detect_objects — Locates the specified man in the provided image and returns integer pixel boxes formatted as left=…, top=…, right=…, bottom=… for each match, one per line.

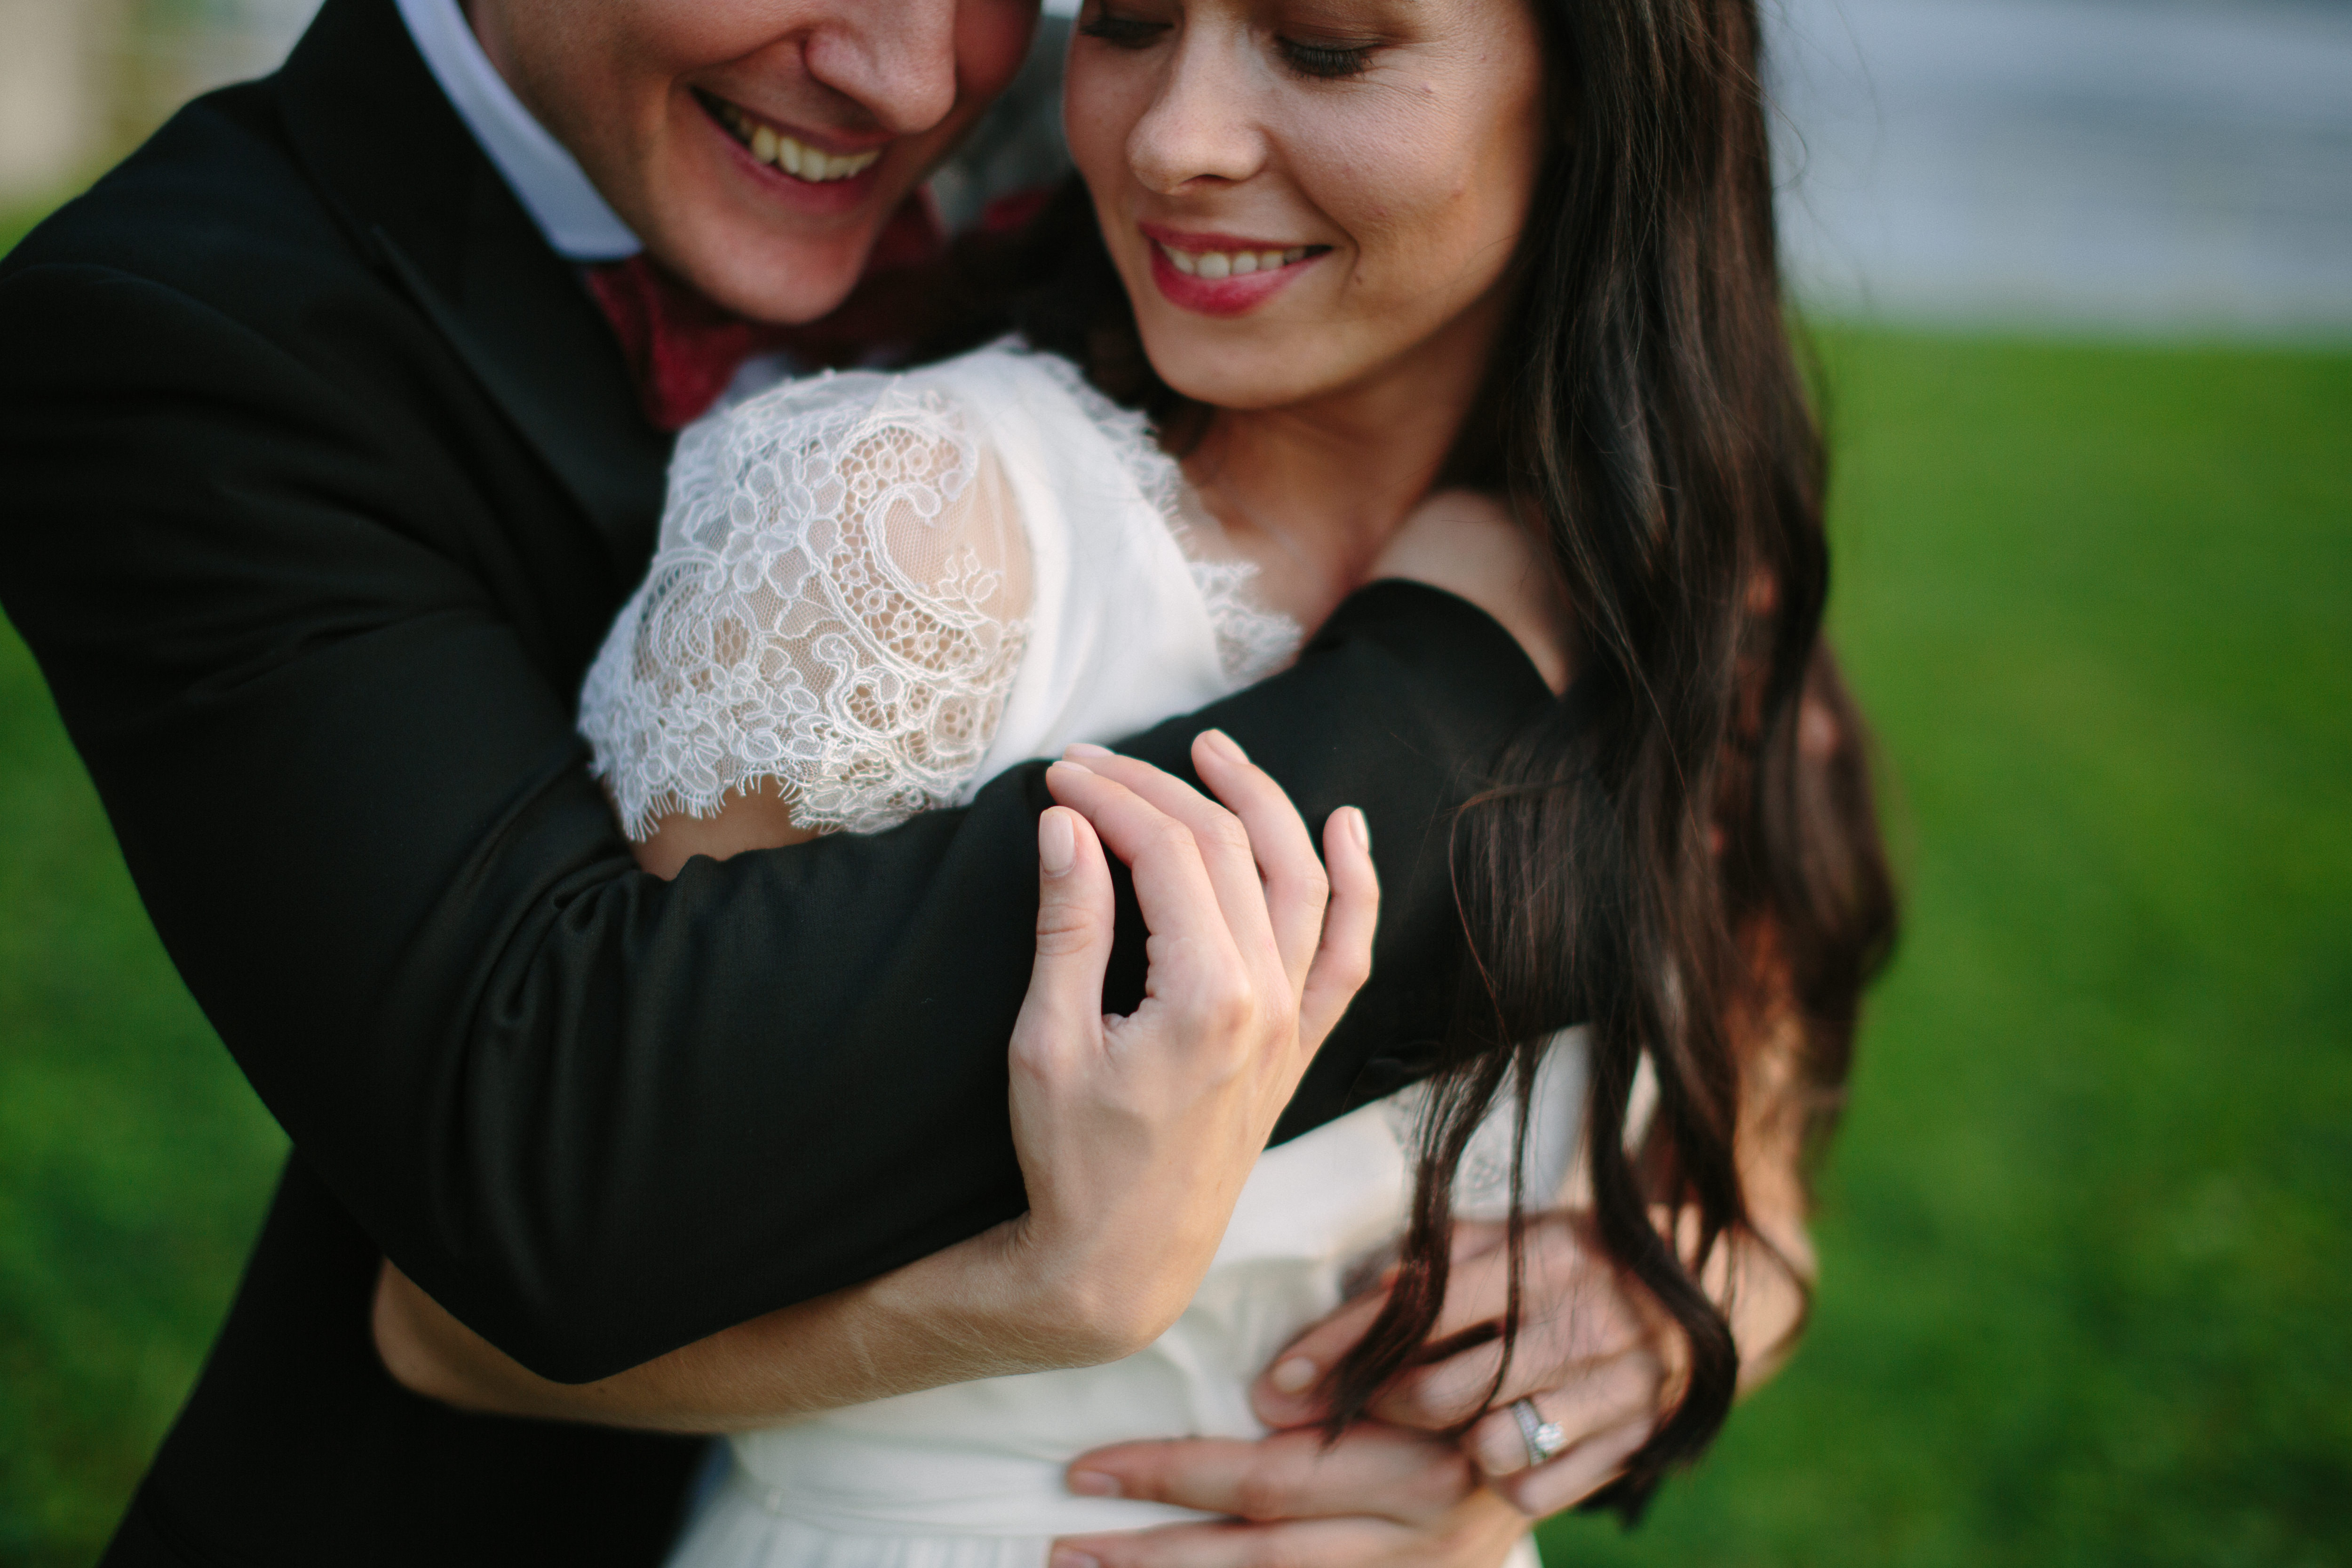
left=0, top=1, right=1671, bottom=1563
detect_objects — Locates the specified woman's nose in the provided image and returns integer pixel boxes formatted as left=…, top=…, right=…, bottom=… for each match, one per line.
left=1124, top=34, right=1268, bottom=193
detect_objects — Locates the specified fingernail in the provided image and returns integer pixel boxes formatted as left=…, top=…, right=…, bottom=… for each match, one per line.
left=1271, top=1355, right=1319, bottom=1393
left=1346, top=806, right=1372, bottom=852
left=1039, top=810, right=1075, bottom=876
left=1050, top=1552, right=1103, bottom=1568
left=1066, top=1468, right=1121, bottom=1496
left=1064, top=742, right=1114, bottom=759
left=1199, top=728, right=1247, bottom=764
left=1048, top=758, right=1094, bottom=778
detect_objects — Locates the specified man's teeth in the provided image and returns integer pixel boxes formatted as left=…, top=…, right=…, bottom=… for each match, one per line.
left=1159, top=244, right=1311, bottom=279
left=715, top=101, right=880, bottom=182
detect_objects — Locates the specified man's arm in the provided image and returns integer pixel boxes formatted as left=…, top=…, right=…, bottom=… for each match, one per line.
left=0, top=263, right=1547, bottom=1382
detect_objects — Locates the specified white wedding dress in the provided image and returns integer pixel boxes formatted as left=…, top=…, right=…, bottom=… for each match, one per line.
left=579, top=342, right=1568, bottom=1568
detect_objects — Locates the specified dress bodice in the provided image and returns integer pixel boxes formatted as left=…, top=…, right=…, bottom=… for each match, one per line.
left=686, top=1038, right=1587, bottom=1560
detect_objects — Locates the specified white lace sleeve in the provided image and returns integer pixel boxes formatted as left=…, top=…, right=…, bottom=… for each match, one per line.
left=579, top=372, right=1032, bottom=839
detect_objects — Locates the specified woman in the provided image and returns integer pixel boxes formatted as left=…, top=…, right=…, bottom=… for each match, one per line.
left=377, top=0, right=1895, bottom=1558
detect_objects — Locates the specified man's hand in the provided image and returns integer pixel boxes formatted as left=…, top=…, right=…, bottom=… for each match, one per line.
left=1048, top=1424, right=1531, bottom=1568
left=1250, top=1216, right=1679, bottom=1514
left=1046, top=1204, right=1808, bottom=1544
left=1248, top=1206, right=1811, bottom=1515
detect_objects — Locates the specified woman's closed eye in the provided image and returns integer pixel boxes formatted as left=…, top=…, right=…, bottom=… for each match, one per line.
left=1079, top=2, right=1382, bottom=80
left=1275, top=35, right=1380, bottom=79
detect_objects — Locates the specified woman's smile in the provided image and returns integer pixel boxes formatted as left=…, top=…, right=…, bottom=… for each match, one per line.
left=1067, top=0, right=1545, bottom=414
left=1140, top=223, right=1331, bottom=316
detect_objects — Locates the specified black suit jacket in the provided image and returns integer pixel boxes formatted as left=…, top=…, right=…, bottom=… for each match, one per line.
left=0, top=0, right=1550, bottom=1561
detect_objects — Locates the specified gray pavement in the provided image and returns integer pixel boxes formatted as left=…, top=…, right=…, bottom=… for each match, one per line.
left=1768, top=0, right=2352, bottom=331
left=222, top=0, right=2352, bottom=335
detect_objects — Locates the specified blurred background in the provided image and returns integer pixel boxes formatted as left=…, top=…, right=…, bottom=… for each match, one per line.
left=2, top=0, right=2346, bottom=1563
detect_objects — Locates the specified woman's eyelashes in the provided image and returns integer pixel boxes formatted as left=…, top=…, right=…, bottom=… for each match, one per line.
left=1275, top=36, right=1379, bottom=79
left=1078, top=3, right=1382, bottom=79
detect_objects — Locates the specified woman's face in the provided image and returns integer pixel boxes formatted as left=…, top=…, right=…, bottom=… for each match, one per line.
left=1064, top=0, right=1547, bottom=414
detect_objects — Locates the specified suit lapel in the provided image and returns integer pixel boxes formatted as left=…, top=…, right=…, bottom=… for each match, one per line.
left=271, top=0, right=668, bottom=572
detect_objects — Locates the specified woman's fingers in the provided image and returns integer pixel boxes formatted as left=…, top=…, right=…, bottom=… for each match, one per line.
left=1296, top=806, right=1377, bottom=1049
left=1042, top=760, right=1239, bottom=980
left=1011, top=806, right=1117, bottom=1067
left=1187, top=731, right=1335, bottom=993
left=1052, top=751, right=1280, bottom=1003
left=1063, top=737, right=1330, bottom=999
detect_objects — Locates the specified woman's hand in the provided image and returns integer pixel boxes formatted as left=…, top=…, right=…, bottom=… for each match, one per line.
left=1046, top=1423, right=1531, bottom=1568
left=1370, top=490, right=1574, bottom=695
left=371, top=735, right=1378, bottom=1423
left=995, top=731, right=1380, bottom=1360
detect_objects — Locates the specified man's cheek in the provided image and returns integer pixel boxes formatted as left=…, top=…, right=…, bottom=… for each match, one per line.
left=958, top=0, right=1044, bottom=104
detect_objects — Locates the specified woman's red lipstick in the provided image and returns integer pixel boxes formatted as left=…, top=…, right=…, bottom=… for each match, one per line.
left=1140, top=223, right=1328, bottom=318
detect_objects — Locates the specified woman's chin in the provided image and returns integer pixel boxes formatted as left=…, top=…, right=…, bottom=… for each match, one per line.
left=1140, top=341, right=1334, bottom=415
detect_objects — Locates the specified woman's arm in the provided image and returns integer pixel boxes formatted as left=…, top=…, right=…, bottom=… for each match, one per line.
left=378, top=735, right=1383, bottom=1427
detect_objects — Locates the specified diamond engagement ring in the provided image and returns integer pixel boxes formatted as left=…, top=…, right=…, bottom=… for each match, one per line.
left=1511, top=1398, right=1568, bottom=1467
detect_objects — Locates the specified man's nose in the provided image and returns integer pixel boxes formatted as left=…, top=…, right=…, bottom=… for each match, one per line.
left=802, top=0, right=961, bottom=135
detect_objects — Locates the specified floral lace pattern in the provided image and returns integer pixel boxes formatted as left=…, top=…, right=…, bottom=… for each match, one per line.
left=580, top=372, right=1030, bottom=837
left=580, top=346, right=1303, bottom=842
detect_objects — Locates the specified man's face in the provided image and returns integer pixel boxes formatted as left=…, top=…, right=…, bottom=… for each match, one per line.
left=470, top=0, right=1040, bottom=323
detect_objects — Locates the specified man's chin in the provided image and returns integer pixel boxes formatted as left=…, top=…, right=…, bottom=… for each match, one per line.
left=657, top=237, right=870, bottom=328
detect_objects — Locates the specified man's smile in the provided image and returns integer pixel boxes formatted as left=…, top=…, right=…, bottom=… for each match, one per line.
left=695, top=90, right=885, bottom=184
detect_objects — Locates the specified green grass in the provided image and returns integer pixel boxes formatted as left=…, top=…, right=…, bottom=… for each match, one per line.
left=1, top=316, right=2346, bottom=1564
left=0, top=204, right=289, bottom=1566
left=1540, top=332, right=2352, bottom=1567
left=2, top=184, right=290, bottom=1560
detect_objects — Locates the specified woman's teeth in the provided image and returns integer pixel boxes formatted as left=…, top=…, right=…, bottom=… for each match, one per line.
left=712, top=100, right=880, bottom=183
left=1159, top=244, right=1311, bottom=279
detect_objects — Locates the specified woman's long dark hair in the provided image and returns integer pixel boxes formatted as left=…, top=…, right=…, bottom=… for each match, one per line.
left=925, top=0, right=1898, bottom=1517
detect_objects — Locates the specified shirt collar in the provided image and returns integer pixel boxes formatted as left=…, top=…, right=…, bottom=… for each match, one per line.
left=393, top=0, right=642, bottom=262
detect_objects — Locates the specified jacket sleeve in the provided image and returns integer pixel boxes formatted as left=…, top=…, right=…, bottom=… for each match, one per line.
left=0, top=262, right=1550, bottom=1381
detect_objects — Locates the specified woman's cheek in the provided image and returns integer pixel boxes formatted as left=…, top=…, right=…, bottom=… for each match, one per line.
left=1062, top=58, right=1140, bottom=193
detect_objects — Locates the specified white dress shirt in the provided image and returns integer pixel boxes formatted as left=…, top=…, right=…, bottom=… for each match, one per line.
left=393, top=0, right=640, bottom=261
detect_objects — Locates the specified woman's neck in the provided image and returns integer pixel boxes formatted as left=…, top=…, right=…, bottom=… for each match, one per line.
left=1180, top=297, right=1503, bottom=630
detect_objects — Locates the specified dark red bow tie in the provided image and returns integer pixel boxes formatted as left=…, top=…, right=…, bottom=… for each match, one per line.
left=587, top=194, right=966, bottom=432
